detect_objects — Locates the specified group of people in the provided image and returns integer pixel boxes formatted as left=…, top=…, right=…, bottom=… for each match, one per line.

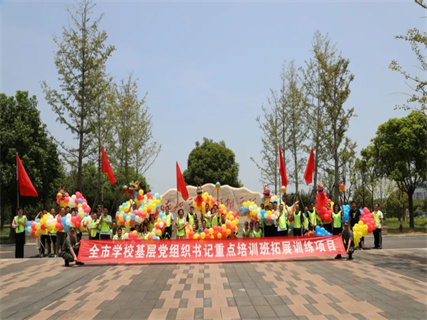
left=12, top=199, right=384, bottom=264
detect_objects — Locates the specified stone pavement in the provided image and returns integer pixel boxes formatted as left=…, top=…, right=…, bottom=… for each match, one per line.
left=1, top=240, right=426, bottom=320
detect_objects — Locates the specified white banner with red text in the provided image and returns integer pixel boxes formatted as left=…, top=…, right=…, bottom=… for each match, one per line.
left=77, top=236, right=345, bottom=264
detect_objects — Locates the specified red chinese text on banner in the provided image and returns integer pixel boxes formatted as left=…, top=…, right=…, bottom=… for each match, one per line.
left=77, top=236, right=346, bottom=264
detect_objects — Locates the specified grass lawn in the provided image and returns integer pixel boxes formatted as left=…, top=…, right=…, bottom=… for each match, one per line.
left=0, top=225, right=13, bottom=244
left=384, top=217, right=427, bottom=234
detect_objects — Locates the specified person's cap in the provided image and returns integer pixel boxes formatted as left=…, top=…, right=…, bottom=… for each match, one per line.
left=343, top=221, right=349, bottom=226
left=69, top=227, right=76, bottom=231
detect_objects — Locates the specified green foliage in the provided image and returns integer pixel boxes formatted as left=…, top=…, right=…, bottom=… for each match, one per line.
left=62, top=163, right=150, bottom=211
left=383, top=189, right=408, bottom=219
left=184, top=138, right=241, bottom=188
left=369, top=111, right=427, bottom=227
left=389, top=16, right=427, bottom=114
left=105, top=74, right=160, bottom=184
left=42, top=0, right=115, bottom=190
left=352, top=186, right=373, bottom=209
left=0, top=91, right=63, bottom=228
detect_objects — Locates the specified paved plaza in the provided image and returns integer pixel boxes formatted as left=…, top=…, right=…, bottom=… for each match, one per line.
left=1, top=235, right=426, bottom=320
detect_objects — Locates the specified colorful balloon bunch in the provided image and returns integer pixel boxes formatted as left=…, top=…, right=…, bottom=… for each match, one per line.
left=115, top=190, right=163, bottom=228
left=314, top=225, right=333, bottom=236
left=241, top=201, right=257, bottom=218
left=352, top=221, right=368, bottom=246
left=342, top=204, right=350, bottom=223
left=315, top=185, right=332, bottom=223
left=360, top=207, right=377, bottom=233
left=193, top=191, right=217, bottom=213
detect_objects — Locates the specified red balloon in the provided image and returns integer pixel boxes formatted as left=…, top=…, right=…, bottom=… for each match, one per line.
left=41, top=225, right=47, bottom=230
left=57, top=216, right=61, bottom=223
left=130, top=220, right=135, bottom=226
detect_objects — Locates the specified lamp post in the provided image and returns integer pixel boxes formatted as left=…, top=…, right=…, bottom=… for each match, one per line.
left=215, top=182, right=221, bottom=203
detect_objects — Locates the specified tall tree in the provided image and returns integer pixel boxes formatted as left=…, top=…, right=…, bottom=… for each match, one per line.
left=0, top=91, right=62, bottom=229
left=368, top=111, right=427, bottom=228
left=251, top=96, right=281, bottom=193
left=389, top=3, right=426, bottom=114
left=301, top=31, right=334, bottom=198
left=316, top=35, right=356, bottom=202
left=281, top=61, right=307, bottom=194
left=42, top=0, right=115, bottom=191
left=106, top=74, right=160, bottom=185
left=184, top=138, right=241, bottom=187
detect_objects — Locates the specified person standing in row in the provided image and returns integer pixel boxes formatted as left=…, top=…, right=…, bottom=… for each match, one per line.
left=243, top=221, right=250, bottom=238
left=373, top=203, right=384, bottom=249
left=12, top=208, right=27, bottom=258
left=332, top=203, right=344, bottom=259
left=290, top=203, right=303, bottom=236
left=187, top=206, right=196, bottom=230
left=176, top=209, right=186, bottom=239
left=253, top=221, right=263, bottom=238
left=202, top=203, right=212, bottom=228
left=163, top=205, right=175, bottom=239
left=99, top=207, right=112, bottom=240
left=307, top=202, right=318, bottom=231
left=47, top=208, right=57, bottom=257
left=88, top=212, right=99, bottom=240
left=277, top=203, right=288, bottom=236
left=349, top=201, right=362, bottom=249
left=56, top=208, right=66, bottom=255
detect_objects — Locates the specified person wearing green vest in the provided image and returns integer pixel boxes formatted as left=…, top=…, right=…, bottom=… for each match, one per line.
left=291, top=203, right=303, bottom=236
left=249, top=222, right=254, bottom=238
left=56, top=207, right=66, bottom=255
left=88, top=212, right=99, bottom=240
left=47, top=208, right=57, bottom=257
left=12, top=208, right=27, bottom=258
left=303, top=206, right=310, bottom=235
left=202, top=203, right=212, bottom=228
left=176, top=209, right=186, bottom=239
left=99, top=207, right=112, bottom=240
left=163, top=205, right=175, bottom=239
left=332, top=203, right=343, bottom=235
left=332, top=203, right=344, bottom=259
left=307, top=202, right=318, bottom=231
left=186, top=206, right=196, bottom=230
left=113, top=228, right=124, bottom=240
left=141, top=224, right=149, bottom=240
left=242, top=221, right=250, bottom=238
left=373, top=203, right=384, bottom=249
left=149, top=214, right=155, bottom=233
left=277, top=203, right=288, bottom=237
left=253, top=221, right=263, bottom=238
left=211, top=205, right=219, bottom=227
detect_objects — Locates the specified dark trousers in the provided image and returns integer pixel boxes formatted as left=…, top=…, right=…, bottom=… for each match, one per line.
left=40, top=235, right=48, bottom=255
left=264, top=225, right=276, bottom=237
left=15, top=232, right=25, bottom=258
left=333, top=227, right=342, bottom=235
left=90, top=233, right=100, bottom=240
left=164, top=226, right=172, bottom=239
left=100, top=233, right=110, bottom=240
left=277, top=230, right=288, bottom=237
left=324, top=223, right=332, bottom=233
left=56, top=232, right=65, bottom=253
left=293, top=228, right=302, bottom=236
left=373, top=229, right=382, bottom=248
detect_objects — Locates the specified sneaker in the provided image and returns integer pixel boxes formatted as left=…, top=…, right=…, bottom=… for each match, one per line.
left=65, top=260, right=69, bottom=267
left=347, top=257, right=354, bottom=260
left=76, top=261, right=84, bottom=265
left=334, top=255, right=342, bottom=259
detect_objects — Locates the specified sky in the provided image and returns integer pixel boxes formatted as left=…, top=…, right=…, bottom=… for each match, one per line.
left=1, top=0, right=424, bottom=195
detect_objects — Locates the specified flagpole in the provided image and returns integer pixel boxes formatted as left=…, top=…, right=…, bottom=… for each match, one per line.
left=16, top=153, right=20, bottom=210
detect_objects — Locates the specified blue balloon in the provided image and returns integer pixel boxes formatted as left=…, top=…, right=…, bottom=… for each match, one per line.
left=123, top=213, right=128, bottom=219
left=61, top=217, right=66, bottom=224
left=156, top=194, right=160, bottom=200
left=261, top=209, right=266, bottom=215
left=240, top=206, right=244, bottom=212
left=35, top=218, right=40, bottom=223
left=78, top=198, right=82, bottom=204
left=27, top=221, right=32, bottom=226
left=64, top=225, right=70, bottom=232
left=151, top=192, right=155, bottom=196
left=130, top=213, right=135, bottom=220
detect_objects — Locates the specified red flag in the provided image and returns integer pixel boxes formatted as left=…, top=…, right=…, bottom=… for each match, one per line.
left=279, top=145, right=288, bottom=187
left=304, top=148, right=315, bottom=185
left=16, top=153, right=38, bottom=197
left=176, top=162, right=189, bottom=201
left=102, top=146, right=117, bottom=185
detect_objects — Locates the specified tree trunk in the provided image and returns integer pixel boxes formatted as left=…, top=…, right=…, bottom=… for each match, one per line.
left=97, top=143, right=102, bottom=206
left=408, top=188, right=415, bottom=229
left=334, top=154, right=340, bottom=203
left=0, top=200, right=5, bottom=231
